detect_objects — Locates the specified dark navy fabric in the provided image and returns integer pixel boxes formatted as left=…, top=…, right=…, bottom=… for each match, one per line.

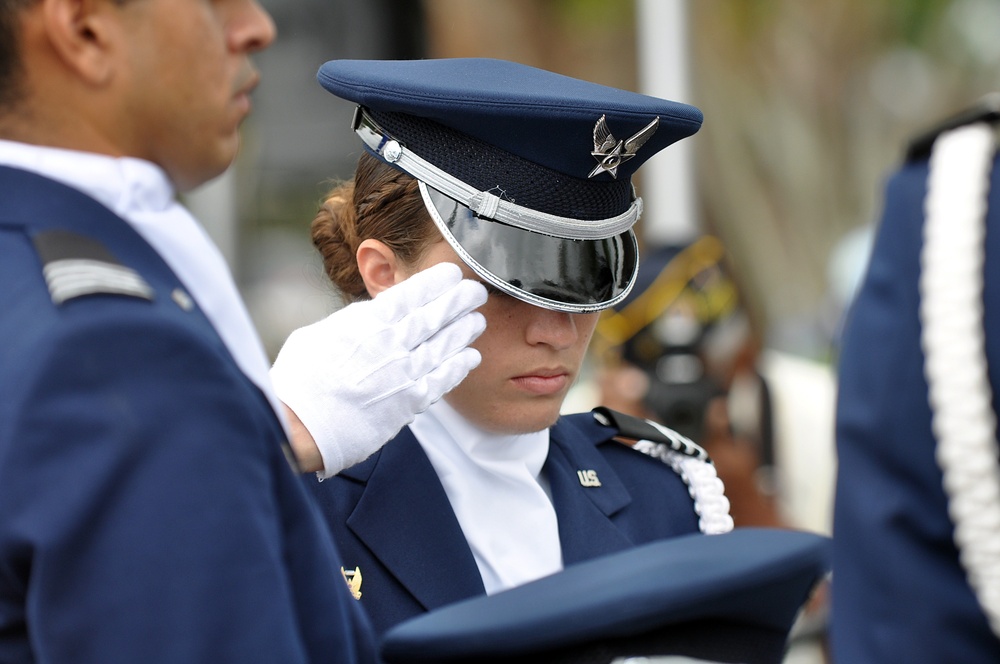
left=317, top=58, right=702, bottom=183
left=0, top=166, right=375, bottom=663
left=305, top=412, right=702, bottom=637
left=380, top=528, right=830, bottom=663
left=832, top=154, right=1000, bottom=662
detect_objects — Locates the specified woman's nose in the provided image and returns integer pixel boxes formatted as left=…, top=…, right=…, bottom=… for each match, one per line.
left=524, top=308, right=579, bottom=350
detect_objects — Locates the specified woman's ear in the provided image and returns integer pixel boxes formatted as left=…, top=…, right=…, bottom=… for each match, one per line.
left=356, top=239, right=406, bottom=298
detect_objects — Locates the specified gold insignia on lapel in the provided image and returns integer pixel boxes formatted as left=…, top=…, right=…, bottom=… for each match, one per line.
left=341, top=566, right=363, bottom=600
left=577, top=469, right=602, bottom=487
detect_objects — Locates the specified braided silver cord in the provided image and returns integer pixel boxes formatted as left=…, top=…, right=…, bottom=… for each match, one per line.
left=920, top=122, right=1000, bottom=637
left=632, top=437, right=734, bottom=535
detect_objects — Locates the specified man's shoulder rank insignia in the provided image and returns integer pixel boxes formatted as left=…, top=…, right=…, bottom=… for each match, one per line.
left=32, top=230, right=154, bottom=305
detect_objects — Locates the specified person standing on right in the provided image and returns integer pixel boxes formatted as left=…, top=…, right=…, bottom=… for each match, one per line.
left=833, top=98, right=1000, bottom=661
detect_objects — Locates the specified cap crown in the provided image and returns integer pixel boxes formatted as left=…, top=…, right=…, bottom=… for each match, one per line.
left=317, top=57, right=702, bottom=196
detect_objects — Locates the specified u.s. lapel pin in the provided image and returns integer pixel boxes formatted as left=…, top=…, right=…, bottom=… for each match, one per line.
left=340, top=566, right=363, bottom=600
left=577, top=469, right=602, bottom=487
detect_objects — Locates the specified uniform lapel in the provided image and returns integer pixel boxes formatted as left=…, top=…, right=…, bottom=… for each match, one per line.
left=345, top=428, right=485, bottom=611
left=546, top=414, right=636, bottom=566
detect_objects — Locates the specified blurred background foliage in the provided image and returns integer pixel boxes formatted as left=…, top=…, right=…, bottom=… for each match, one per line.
left=690, top=0, right=1000, bottom=357
left=229, top=0, right=1000, bottom=361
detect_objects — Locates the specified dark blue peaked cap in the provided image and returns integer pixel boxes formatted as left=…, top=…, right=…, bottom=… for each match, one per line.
left=316, top=58, right=702, bottom=187
left=316, top=58, right=704, bottom=314
left=381, top=528, right=830, bottom=664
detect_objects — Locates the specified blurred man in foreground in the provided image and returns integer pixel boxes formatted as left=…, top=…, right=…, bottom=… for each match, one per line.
left=0, top=1, right=485, bottom=661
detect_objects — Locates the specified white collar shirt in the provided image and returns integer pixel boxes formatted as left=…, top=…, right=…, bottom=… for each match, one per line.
left=409, top=398, right=563, bottom=594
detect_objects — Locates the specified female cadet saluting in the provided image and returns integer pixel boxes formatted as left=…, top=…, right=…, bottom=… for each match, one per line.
left=270, top=58, right=733, bottom=637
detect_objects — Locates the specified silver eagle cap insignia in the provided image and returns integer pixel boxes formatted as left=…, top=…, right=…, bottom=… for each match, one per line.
left=588, top=115, right=660, bottom=179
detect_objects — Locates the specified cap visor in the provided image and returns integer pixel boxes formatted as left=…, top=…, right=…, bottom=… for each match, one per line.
left=420, top=183, right=637, bottom=313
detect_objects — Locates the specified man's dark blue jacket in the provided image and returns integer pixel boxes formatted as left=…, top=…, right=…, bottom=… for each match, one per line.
left=0, top=166, right=374, bottom=663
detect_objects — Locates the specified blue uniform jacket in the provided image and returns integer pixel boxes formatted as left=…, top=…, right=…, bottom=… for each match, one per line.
left=0, top=166, right=374, bottom=663
left=306, top=413, right=702, bottom=637
left=833, top=154, right=1000, bottom=662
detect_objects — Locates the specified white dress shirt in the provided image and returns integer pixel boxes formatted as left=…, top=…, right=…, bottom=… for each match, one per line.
left=409, top=398, right=563, bottom=594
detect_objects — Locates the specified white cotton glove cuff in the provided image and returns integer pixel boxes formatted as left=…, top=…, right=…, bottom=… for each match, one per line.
left=270, top=263, right=487, bottom=478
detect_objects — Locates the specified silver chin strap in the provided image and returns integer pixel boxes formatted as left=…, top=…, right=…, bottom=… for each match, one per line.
left=920, top=122, right=1000, bottom=637
left=352, top=106, right=642, bottom=240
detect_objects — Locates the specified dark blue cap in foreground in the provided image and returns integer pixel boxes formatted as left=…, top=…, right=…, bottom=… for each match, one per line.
left=380, top=528, right=829, bottom=664
left=316, top=58, right=704, bottom=314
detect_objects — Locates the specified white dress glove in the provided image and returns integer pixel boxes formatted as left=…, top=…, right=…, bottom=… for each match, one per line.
left=270, top=262, right=487, bottom=478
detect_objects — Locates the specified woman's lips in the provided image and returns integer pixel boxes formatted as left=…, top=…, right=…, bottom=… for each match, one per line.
left=511, top=372, right=570, bottom=395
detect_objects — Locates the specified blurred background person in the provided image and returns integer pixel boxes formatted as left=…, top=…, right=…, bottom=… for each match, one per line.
left=588, top=235, right=784, bottom=530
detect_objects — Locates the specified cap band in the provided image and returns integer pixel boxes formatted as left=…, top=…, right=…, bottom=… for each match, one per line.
left=353, top=106, right=642, bottom=241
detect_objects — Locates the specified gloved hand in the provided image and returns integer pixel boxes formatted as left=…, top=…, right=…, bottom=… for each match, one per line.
left=270, top=262, right=487, bottom=478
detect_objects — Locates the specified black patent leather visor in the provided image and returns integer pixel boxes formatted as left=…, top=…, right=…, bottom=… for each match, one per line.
left=420, top=183, right=638, bottom=313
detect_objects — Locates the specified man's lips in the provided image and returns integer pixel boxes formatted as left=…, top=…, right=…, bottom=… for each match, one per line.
left=234, top=68, right=261, bottom=97
left=233, top=72, right=260, bottom=114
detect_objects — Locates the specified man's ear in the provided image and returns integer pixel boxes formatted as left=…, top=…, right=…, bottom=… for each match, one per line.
left=40, top=0, right=120, bottom=85
left=357, top=239, right=406, bottom=298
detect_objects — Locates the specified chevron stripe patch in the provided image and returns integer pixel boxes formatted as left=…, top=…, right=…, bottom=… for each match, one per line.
left=32, top=229, right=155, bottom=306
left=42, top=258, right=154, bottom=305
